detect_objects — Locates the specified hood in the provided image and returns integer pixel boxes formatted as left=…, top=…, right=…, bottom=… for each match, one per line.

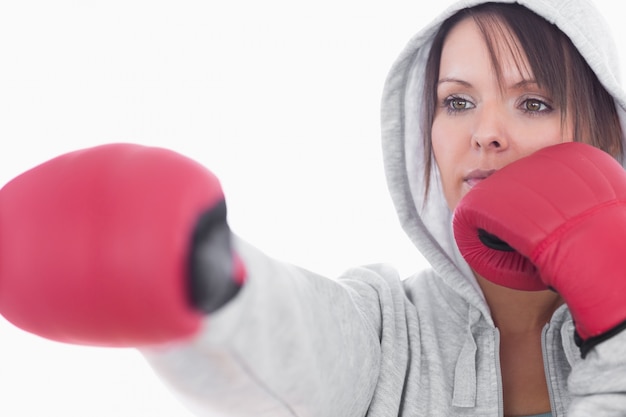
left=380, top=0, right=626, bottom=306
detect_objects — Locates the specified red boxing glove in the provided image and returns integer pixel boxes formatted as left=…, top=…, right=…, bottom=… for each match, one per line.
left=453, top=142, right=626, bottom=356
left=0, top=143, right=245, bottom=347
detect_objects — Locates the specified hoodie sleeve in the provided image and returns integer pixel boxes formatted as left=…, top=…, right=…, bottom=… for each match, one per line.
left=566, top=329, right=626, bottom=416
left=140, top=237, right=411, bottom=417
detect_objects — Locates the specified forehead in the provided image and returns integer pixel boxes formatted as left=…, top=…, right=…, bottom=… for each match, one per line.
left=440, top=15, right=533, bottom=83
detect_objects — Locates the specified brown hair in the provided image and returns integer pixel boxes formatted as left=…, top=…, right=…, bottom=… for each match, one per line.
left=422, top=2, right=623, bottom=196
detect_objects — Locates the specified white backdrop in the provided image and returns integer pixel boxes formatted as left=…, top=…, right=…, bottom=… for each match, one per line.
left=0, top=1, right=623, bottom=415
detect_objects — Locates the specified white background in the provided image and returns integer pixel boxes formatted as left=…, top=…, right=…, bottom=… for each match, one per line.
left=0, top=1, right=623, bottom=415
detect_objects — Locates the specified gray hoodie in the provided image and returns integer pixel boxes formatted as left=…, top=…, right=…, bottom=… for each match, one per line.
left=143, top=0, right=626, bottom=415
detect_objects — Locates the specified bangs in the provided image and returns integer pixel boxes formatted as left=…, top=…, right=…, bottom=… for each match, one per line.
left=471, top=9, right=569, bottom=118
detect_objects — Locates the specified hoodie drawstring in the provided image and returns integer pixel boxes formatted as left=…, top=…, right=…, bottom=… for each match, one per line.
left=452, top=307, right=481, bottom=408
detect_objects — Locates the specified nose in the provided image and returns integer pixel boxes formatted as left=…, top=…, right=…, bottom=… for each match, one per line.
left=471, top=107, right=509, bottom=151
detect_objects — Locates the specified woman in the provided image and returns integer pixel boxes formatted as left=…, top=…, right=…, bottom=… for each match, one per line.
left=381, top=1, right=626, bottom=415
left=378, top=0, right=626, bottom=415
left=1, top=0, right=625, bottom=416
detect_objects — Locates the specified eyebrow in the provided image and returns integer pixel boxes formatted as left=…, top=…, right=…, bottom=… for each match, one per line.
left=511, top=79, right=539, bottom=89
left=437, top=77, right=540, bottom=89
left=437, top=77, right=472, bottom=88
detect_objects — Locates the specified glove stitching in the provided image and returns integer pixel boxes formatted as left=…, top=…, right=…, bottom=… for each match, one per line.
left=530, top=199, right=626, bottom=263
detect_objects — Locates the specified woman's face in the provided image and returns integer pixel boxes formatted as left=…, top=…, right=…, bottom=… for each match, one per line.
left=431, top=17, right=574, bottom=211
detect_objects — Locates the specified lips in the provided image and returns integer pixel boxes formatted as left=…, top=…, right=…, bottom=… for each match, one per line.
left=463, top=169, right=497, bottom=188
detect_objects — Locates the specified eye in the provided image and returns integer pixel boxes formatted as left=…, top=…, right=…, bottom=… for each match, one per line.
left=521, top=98, right=552, bottom=113
left=451, top=98, right=469, bottom=110
left=443, top=96, right=475, bottom=113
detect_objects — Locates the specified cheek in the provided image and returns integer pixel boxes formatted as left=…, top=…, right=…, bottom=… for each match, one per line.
left=431, top=115, right=461, bottom=165
left=511, top=117, right=572, bottom=152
